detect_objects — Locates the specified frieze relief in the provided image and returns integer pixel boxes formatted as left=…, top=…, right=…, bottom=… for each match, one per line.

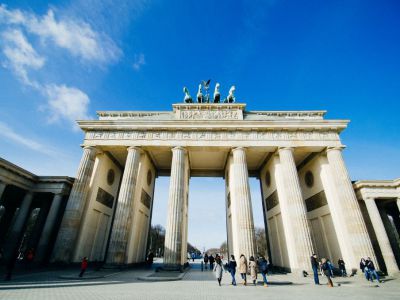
left=179, top=110, right=241, bottom=120
left=86, top=130, right=339, bottom=141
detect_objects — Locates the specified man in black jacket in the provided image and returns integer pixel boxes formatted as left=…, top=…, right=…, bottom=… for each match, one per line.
left=310, top=254, right=320, bottom=285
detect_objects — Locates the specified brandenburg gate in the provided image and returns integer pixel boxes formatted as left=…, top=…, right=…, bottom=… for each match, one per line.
left=50, top=102, right=383, bottom=273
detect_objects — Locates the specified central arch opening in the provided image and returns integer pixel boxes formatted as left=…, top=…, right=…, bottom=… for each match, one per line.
left=149, top=175, right=266, bottom=263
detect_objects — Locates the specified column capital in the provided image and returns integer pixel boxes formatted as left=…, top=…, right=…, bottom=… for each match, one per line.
left=231, top=146, right=247, bottom=153
left=127, top=146, right=144, bottom=153
left=278, top=146, right=294, bottom=153
left=171, top=146, right=187, bottom=153
left=326, top=146, right=346, bottom=153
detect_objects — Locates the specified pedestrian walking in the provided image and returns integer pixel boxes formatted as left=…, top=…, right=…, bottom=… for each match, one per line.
left=337, top=258, right=347, bottom=277
left=366, top=257, right=380, bottom=283
left=213, top=255, right=225, bottom=286
left=79, top=257, right=88, bottom=277
left=249, top=256, right=258, bottom=286
left=239, top=254, right=248, bottom=285
left=204, top=253, right=209, bottom=270
left=321, top=258, right=334, bottom=287
left=258, top=256, right=269, bottom=287
left=310, top=254, right=320, bottom=285
left=191, top=252, right=196, bottom=262
left=209, top=254, right=215, bottom=271
left=228, top=255, right=237, bottom=286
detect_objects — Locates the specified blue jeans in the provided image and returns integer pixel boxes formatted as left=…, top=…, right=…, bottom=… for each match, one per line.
left=312, top=266, right=320, bottom=284
left=240, top=273, right=247, bottom=282
left=369, top=270, right=380, bottom=282
left=364, top=268, right=370, bottom=281
left=261, top=272, right=268, bottom=284
left=230, top=270, right=236, bottom=285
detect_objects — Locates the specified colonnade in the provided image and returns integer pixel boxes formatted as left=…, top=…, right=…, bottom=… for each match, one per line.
left=50, top=144, right=400, bottom=274
left=0, top=181, right=69, bottom=264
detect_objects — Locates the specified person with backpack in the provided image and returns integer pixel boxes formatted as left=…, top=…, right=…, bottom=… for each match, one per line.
left=228, top=255, right=237, bottom=286
left=258, top=256, right=269, bottom=287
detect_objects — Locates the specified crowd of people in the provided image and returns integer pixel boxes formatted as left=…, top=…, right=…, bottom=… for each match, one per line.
left=310, top=254, right=382, bottom=287
left=202, top=252, right=384, bottom=288
left=203, top=253, right=271, bottom=287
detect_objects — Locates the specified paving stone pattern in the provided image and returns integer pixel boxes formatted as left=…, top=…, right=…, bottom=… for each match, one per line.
left=0, top=260, right=399, bottom=300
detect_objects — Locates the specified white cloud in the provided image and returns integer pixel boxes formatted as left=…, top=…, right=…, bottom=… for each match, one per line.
left=0, top=4, right=121, bottom=64
left=133, top=53, right=145, bottom=71
left=43, top=84, right=90, bottom=127
left=0, top=121, right=59, bottom=157
left=1, top=29, right=44, bottom=88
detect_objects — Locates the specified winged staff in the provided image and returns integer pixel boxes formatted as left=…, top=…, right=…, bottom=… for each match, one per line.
left=183, top=80, right=236, bottom=103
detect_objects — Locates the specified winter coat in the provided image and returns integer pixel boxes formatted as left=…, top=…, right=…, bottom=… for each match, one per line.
left=239, top=256, right=248, bottom=274
left=228, top=260, right=237, bottom=273
left=249, top=261, right=258, bottom=280
left=258, top=258, right=268, bottom=274
left=214, top=262, right=225, bottom=279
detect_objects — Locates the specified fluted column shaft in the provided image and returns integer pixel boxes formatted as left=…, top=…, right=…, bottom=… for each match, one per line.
left=4, top=191, right=34, bottom=260
left=164, top=147, right=188, bottom=268
left=36, top=193, right=64, bottom=262
left=326, top=147, right=377, bottom=268
left=107, top=146, right=142, bottom=264
left=364, top=198, right=399, bottom=274
left=277, top=147, right=314, bottom=272
left=231, top=147, right=256, bottom=259
left=52, top=146, right=98, bottom=262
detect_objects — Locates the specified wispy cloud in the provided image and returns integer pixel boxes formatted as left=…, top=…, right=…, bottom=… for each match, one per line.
left=1, top=29, right=44, bottom=88
left=0, top=121, right=60, bottom=157
left=43, top=84, right=90, bottom=128
left=0, top=4, right=121, bottom=64
left=133, top=53, right=145, bottom=71
left=0, top=5, right=105, bottom=129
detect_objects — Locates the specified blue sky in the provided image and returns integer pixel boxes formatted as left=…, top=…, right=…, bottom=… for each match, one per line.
left=0, top=0, right=399, bottom=249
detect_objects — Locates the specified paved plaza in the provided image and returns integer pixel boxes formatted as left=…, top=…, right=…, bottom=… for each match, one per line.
left=0, top=260, right=399, bottom=300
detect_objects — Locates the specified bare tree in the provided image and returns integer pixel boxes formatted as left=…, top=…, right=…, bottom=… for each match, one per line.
left=255, top=227, right=268, bottom=257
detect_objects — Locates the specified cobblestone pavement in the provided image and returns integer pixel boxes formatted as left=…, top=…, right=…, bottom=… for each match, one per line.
left=0, top=260, right=399, bottom=300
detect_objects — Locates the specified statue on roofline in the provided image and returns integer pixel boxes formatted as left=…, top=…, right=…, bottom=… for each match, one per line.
left=224, top=85, right=236, bottom=103
left=196, top=84, right=203, bottom=103
left=213, top=83, right=220, bottom=103
left=183, top=82, right=237, bottom=103
left=183, top=87, right=193, bottom=103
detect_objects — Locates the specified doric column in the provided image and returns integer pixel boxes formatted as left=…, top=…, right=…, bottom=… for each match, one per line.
left=4, top=191, right=34, bottom=260
left=326, top=147, right=376, bottom=268
left=0, top=181, right=7, bottom=201
left=52, top=146, right=99, bottom=262
left=164, top=146, right=189, bottom=269
left=364, top=198, right=399, bottom=274
left=107, top=146, right=142, bottom=264
left=230, top=147, right=256, bottom=260
left=276, top=147, right=314, bottom=272
left=35, top=193, right=64, bottom=263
